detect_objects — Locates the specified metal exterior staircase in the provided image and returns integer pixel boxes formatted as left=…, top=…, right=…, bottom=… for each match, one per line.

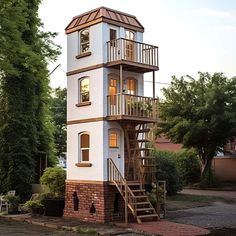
left=108, top=158, right=158, bottom=223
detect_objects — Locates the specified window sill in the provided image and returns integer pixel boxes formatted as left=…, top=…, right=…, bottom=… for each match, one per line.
left=75, top=163, right=92, bottom=167
left=76, top=51, right=91, bottom=59
left=76, top=102, right=91, bottom=107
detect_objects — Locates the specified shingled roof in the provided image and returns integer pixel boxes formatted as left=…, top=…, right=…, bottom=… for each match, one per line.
left=65, top=6, right=144, bottom=34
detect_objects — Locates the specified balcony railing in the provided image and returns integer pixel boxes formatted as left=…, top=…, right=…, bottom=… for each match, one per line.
left=107, top=94, right=159, bottom=120
left=107, top=38, right=158, bottom=68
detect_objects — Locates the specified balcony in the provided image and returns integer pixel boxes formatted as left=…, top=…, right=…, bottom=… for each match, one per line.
left=107, top=94, right=159, bottom=123
left=106, top=38, right=159, bottom=73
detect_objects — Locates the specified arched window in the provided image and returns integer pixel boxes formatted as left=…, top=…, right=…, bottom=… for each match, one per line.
left=79, top=77, right=89, bottom=103
left=79, top=132, right=90, bottom=162
left=80, top=29, right=89, bottom=53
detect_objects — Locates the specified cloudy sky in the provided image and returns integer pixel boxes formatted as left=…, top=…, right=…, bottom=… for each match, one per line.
left=39, top=0, right=236, bottom=97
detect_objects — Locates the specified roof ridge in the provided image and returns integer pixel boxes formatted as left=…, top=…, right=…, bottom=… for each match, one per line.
left=72, top=6, right=138, bottom=20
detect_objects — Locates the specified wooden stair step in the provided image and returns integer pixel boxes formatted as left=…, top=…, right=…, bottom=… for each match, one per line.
left=127, top=181, right=141, bottom=186
left=138, top=156, right=155, bottom=159
left=129, top=139, right=150, bottom=143
left=137, top=214, right=159, bottom=219
left=138, top=148, right=154, bottom=151
left=134, top=195, right=148, bottom=199
left=135, top=129, right=150, bottom=133
left=137, top=139, right=150, bottom=142
left=142, top=165, right=156, bottom=167
left=132, top=189, right=146, bottom=193
left=134, top=202, right=150, bottom=205
left=136, top=208, right=155, bottom=212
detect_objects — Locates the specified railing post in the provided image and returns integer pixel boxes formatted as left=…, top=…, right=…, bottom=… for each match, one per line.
left=124, top=179, right=128, bottom=224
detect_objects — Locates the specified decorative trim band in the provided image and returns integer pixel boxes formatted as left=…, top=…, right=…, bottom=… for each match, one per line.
left=67, top=63, right=105, bottom=76
left=66, top=179, right=107, bottom=185
left=67, top=117, right=107, bottom=125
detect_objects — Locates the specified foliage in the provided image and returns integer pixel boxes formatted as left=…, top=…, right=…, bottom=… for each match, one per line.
left=175, top=149, right=201, bottom=185
left=154, top=150, right=183, bottom=195
left=75, top=227, right=97, bottom=235
left=50, top=87, right=67, bottom=158
left=23, top=199, right=44, bottom=214
left=4, top=195, right=20, bottom=209
left=157, top=72, right=236, bottom=186
left=40, top=167, right=66, bottom=198
left=0, top=0, right=60, bottom=198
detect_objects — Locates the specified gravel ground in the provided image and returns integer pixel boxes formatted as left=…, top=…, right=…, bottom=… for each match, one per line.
left=167, top=202, right=236, bottom=229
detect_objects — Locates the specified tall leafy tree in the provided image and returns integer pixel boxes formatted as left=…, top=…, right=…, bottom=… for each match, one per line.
left=158, top=72, right=236, bottom=186
left=50, top=87, right=67, bottom=158
left=0, top=0, right=60, bottom=198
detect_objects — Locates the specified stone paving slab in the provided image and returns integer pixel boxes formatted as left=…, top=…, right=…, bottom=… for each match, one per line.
left=130, top=221, right=210, bottom=236
left=0, top=213, right=210, bottom=236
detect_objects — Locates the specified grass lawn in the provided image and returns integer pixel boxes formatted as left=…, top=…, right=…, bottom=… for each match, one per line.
left=166, top=193, right=236, bottom=211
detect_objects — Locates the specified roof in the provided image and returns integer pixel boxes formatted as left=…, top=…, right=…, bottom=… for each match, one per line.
left=65, top=6, right=144, bottom=34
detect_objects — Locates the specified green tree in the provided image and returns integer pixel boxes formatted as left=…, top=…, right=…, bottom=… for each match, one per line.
left=158, top=72, right=236, bottom=186
left=0, top=0, right=60, bottom=198
left=50, top=87, right=67, bottom=158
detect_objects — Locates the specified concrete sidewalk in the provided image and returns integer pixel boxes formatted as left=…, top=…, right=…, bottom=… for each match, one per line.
left=0, top=213, right=210, bottom=236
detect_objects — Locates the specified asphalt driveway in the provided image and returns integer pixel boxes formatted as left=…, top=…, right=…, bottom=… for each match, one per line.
left=167, top=202, right=236, bottom=229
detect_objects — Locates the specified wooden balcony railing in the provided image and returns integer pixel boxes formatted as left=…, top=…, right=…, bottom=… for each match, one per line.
left=107, top=94, right=159, bottom=120
left=107, top=38, right=158, bottom=68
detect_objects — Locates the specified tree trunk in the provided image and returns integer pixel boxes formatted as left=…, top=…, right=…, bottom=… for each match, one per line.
left=199, top=156, right=215, bottom=187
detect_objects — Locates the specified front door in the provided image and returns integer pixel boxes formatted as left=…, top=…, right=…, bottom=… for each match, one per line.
left=125, top=30, right=135, bottom=61
left=108, top=129, right=123, bottom=175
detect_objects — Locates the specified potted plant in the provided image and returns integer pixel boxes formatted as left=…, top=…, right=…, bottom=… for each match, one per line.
left=23, top=199, right=44, bottom=215
left=40, top=166, right=66, bottom=217
left=4, top=195, right=20, bottom=214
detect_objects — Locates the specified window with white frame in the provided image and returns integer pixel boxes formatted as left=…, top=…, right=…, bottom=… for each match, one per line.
left=80, top=28, right=90, bottom=53
left=79, top=77, right=89, bottom=103
left=79, top=132, right=90, bottom=162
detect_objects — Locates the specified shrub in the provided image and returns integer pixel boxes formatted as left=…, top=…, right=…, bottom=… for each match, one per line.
left=4, top=195, right=20, bottom=213
left=40, top=167, right=66, bottom=198
left=154, top=150, right=183, bottom=195
left=175, top=149, right=201, bottom=185
left=23, top=199, right=44, bottom=215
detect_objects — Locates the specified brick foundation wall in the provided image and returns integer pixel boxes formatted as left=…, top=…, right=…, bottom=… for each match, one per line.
left=64, top=180, right=125, bottom=223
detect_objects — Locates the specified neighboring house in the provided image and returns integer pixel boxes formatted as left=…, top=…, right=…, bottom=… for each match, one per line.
left=57, top=152, right=67, bottom=169
left=155, top=135, right=183, bottom=152
left=213, top=139, right=236, bottom=182
left=64, top=7, right=159, bottom=223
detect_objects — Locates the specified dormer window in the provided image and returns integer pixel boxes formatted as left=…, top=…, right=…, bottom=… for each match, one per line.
left=80, top=29, right=90, bottom=53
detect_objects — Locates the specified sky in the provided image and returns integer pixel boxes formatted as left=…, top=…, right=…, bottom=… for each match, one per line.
left=39, top=0, right=236, bottom=97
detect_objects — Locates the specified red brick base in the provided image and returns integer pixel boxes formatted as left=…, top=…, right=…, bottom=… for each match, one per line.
left=64, top=180, right=125, bottom=223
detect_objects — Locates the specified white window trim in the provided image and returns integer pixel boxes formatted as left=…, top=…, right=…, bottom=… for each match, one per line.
left=79, top=28, right=90, bottom=54
left=78, top=132, right=90, bottom=163
left=78, top=76, right=90, bottom=103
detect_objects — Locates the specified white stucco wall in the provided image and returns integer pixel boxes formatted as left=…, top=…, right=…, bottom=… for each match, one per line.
left=67, top=120, right=124, bottom=181
left=66, top=20, right=145, bottom=182
left=67, top=22, right=144, bottom=73
left=67, top=121, right=104, bottom=181
left=67, top=68, right=105, bottom=121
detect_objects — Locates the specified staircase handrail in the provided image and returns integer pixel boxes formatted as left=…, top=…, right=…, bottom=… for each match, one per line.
left=108, top=158, right=137, bottom=215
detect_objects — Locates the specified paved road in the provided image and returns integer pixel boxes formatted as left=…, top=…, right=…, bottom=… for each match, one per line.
left=182, top=189, right=236, bottom=199
left=167, top=202, right=236, bottom=229
left=0, top=219, right=78, bottom=236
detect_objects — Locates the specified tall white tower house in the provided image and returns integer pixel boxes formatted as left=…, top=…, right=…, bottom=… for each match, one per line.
left=64, top=7, right=159, bottom=223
